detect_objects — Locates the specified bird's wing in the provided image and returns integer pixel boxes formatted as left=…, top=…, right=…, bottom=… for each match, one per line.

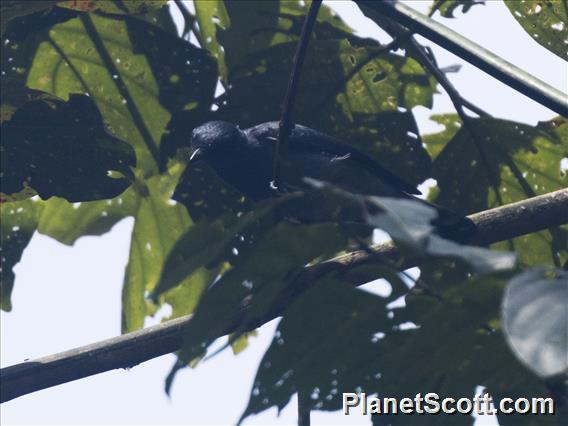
left=246, top=122, right=421, bottom=195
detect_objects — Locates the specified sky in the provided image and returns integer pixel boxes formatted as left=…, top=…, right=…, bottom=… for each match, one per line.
left=1, top=1, right=566, bottom=425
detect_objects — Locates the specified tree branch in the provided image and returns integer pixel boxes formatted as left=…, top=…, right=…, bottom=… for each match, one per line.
left=356, top=0, right=568, bottom=117
left=2, top=189, right=566, bottom=403
left=273, top=0, right=322, bottom=187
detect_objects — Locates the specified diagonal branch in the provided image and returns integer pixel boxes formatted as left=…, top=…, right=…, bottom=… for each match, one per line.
left=2, top=188, right=567, bottom=403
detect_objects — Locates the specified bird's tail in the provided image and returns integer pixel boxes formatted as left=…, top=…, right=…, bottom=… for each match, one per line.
left=414, top=197, right=477, bottom=243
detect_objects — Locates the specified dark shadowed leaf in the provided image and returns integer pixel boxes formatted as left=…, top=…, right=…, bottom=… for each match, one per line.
left=330, top=188, right=516, bottom=274
left=166, top=222, right=350, bottom=394
left=505, top=0, right=568, bottom=60
left=1, top=94, right=136, bottom=201
left=430, top=0, right=485, bottom=18
left=503, top=267, right=568, bottom=378
left=212, top=0, right=356, bottom=80
left=425, top=116, right=568, bottom=267
left=240, top=279, right=406, bottom=422
left=26, top=13, right=217, bottom=173
left=241, top=260, right=552, bottom=424
left=0, top=1, right=58, bottom=35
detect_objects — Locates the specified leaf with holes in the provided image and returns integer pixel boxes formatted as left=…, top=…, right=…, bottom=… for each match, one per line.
left=121, top=167, right=213, bottom=332
left=165, top=222, right=350, bottom=394
left=214, top=0, right=356, bottom=80
left=426, top=116, right=568, bottom=266
left=194, top=0, right=230, bottom=81
left=26, top=13, right=217, bottom=174
left=505, top=0, right=568, bottom=60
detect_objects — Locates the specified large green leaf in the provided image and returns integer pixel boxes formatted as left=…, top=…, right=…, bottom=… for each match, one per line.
left=26, top=13, right=217, bottom=174
left=426, top=116, right=568, bottom=266
left=37, top=191, right=136, bottom=246
left=194, top=0, right=230, bottom=81
left=2, top=94, right=136, bottom=202
left=2, top=9, right=218, bottom=316
left=505, top=0, right=568, bottom=61
left=199, top=0, right=356, bottom=82
left=121, top=166, right=213, bottom=332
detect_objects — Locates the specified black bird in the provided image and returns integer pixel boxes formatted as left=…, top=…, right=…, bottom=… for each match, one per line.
left=189, top=121, right=420, bottom=198
left=188, top=121, right=474, bottom=237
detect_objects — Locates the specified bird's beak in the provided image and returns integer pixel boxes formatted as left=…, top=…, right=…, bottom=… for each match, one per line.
left=189, top=147, right=202, bottom=163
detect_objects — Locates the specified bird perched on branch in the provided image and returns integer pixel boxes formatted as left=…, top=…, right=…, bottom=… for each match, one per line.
left=188, top=120, right=474, bottom=238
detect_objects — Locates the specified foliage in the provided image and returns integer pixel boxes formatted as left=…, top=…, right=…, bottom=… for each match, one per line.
left=429, top=0, right=485, bottom=18
left=505, top=0, right=568, bottom=61
left=1, top=0, right=566, bottom=424
left=502, top=267, right=568, bottom=379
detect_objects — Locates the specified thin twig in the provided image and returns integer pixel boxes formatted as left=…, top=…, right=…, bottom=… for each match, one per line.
left=81, top=15, right=160, bottom=169
left=2, top=189, right=567, bottom=403
left=297, top=389, right=311, bottom=426
left=403, top=33, right=506, bottom=209
left=273, top=0, right=322, bottom=188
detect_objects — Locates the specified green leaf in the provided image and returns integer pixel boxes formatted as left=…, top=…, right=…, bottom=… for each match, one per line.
left=216, top=0, right=356, bottom=79
left=0, top=1, right=58, bottom=35
left=240, top=278, right=405, bottom=422
left=430, top=0, right=485, bottom=18
left=37, top=190, right=136, bottom=246
left=121, top=167, right=211, bottom=332
left=503, top=267, right=568, bottom=378
left=427, top=116, right=568, bottom=266
left=194, top=0, right=230, bottom=81
left=57, top=0, right=167, bottom=15
left=422, top=114, right=462, bottom=159
left=505, top=0, right=568, bottom=61
left=2, top=94, right=136, bottom=202
left=230, top=330, right=258, bottom=355
left=0, top=199, right=43, bottom=311
left=168, top=222, right=349, bottom=392
left=241, top=262, right=553, bottom=424
left=26, top=13, right=217, bottom=174
left=153, top=195, right=294, bottom=300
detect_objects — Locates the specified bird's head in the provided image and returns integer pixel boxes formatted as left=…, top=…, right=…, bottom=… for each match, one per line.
left=189, top=121, right=247, bottom=163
